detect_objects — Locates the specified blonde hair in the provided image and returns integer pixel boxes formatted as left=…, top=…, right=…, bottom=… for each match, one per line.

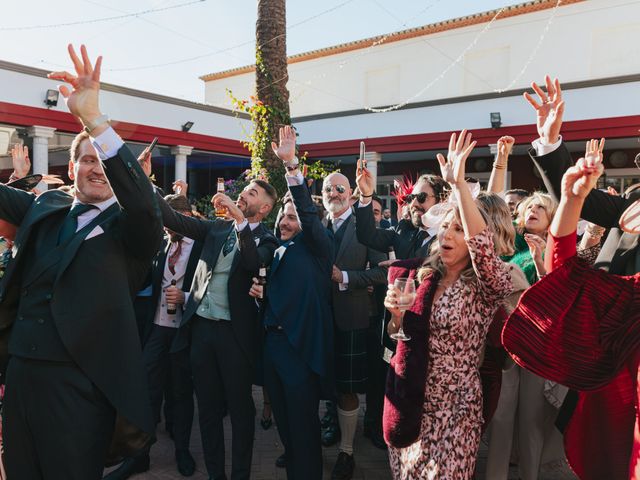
left=417, top=200, right=491, bottom=284
left=476, top=192, right=515, bottom=257
left=516, top=192, right=558, bottom=234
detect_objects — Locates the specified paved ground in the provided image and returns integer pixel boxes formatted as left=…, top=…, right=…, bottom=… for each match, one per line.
left=105, top=387, right=576, bottom=479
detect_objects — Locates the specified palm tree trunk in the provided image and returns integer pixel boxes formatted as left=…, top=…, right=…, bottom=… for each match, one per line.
left=254, top=0, right=291, bottom=198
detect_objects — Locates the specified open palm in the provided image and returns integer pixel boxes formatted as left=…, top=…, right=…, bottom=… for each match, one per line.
left=524, top=76, right=564, bottom=144
left=271, top=125, right=296, bottom=163
left=437, top=130, right=477, bottom=185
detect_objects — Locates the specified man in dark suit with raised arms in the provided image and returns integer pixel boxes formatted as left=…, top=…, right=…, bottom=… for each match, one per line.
left=156, top=174, right=278, bottom=480
left=0, top=44, right=163, bottom=479
left=250, top=125, right=334, bottom=480
left=524, top=75, right=639, bottom=275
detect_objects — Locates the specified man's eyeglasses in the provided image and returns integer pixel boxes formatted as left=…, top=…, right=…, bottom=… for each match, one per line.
left=323, top=184, right=346, bottom=194
left=405, top=192, right=437, bottom=203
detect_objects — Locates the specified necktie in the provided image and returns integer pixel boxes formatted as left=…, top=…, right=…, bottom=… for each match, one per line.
left=168, top=240, right=183, bottom=275
left=222, top=229, right=237, bottom=256
left=412, top=230, right=428, bottom=253
left=58, top=203, right=96, bottom=245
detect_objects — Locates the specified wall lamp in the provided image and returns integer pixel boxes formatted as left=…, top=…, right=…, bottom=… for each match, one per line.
left=182, top=121, right=194, bottom=132
left=490, top=112, right=502, bottom=129
left=45, top=89, right=59, bottom=108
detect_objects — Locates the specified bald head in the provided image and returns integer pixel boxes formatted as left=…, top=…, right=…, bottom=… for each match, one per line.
left=322, top=172, right=352, bottom=217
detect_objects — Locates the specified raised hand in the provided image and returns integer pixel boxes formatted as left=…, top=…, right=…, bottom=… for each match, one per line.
left=496, top=136, right=515, bottom=165
left=48, top=44, right=103, bottom=128
left=524, top=233, right=546, bottom=277
left=437, top=130, right=477, bottom=185
left=173, top=179, right=188, bottom=196
left=523, top=75, right=564, bottom=145
left=212, top=193, right=243, bottom=223
left=11, top=144, right=30, bottom=179
left=271, top=125, right=296, bottom=163
left=561, top=138, right=605, bottom=199
left=137, top=147, right=152, bottom=178
left=355, top=159, right=375, bottom=198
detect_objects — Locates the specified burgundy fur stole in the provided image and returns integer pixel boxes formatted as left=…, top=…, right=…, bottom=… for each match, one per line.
left=383, top=259, right=440, bottom=448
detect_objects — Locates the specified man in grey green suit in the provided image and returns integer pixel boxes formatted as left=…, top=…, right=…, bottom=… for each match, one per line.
left=0, top=45, right=162, bottom=480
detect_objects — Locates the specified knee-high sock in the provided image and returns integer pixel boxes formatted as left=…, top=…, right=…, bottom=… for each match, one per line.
left=337, top=406, right=359, bottom=455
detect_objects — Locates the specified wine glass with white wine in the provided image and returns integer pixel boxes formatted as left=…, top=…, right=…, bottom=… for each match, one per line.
left=390, top=277, right=416, bottom=341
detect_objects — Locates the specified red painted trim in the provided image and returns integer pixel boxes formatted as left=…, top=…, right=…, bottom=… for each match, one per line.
left=300, top=115, right=640, bottom=157
left=0, top=101, right=249, bottom=156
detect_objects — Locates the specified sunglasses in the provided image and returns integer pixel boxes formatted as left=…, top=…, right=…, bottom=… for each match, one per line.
left=323, top=184, right=346, bottom=194
left=406, top=192, right=437, bottom=203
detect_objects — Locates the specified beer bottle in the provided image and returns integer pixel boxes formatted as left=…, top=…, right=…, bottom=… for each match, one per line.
left=257, top=264, right=267, bottom=299
left=215, top=178, right=227, bottom=217
left=167, top=279, right=177, bottom=315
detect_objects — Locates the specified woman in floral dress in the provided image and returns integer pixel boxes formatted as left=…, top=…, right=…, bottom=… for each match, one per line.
left=384, top=130, right=513, bottom=479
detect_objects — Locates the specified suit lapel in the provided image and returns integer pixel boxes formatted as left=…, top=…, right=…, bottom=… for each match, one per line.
left=335, top=215, right=355, bottom=264
left=206, top=221, right=233, bottom=273
left=54, top=203, right=120, bottom=285
left=2, top=196, right=72, bottom=289
left=270, top=238, right=294, bottom=276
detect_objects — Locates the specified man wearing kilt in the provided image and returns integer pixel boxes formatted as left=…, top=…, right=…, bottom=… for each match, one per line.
left=322, top=172, right=387, bottom=480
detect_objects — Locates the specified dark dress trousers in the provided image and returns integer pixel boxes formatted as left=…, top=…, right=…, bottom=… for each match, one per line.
left=530, top=142, right=640, bottom=275
left=262, top=183, right=334, bottom=480
left=141, top=237, right=203, bottom=452
left=156, top=196, right=278, bottom=480
left=0, top=144, right=162, bottom=479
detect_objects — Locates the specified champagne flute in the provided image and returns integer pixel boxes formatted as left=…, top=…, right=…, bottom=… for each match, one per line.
left=390, top=277, right=416, bottom=341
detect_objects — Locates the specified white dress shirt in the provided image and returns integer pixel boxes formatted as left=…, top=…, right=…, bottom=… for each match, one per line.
left=153, top=237, right=195, bottom=328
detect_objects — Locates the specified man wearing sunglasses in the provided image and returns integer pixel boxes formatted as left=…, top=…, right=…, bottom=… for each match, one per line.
left=321, top=172, right=387, bottom=480
left=354, top=163, right=448, bottom=260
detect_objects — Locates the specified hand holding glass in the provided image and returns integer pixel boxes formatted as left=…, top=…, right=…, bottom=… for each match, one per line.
left=390, top=278, right=416, bottom=341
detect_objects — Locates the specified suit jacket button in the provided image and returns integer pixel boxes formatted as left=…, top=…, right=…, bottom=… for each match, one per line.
left=37, top=318, right=44, bottom=325
left=45, top=294, right=52, bottom=300
left=18, top=316, right=24, bottom=321
left=22, top=289, right=28, bottom=296
left=30, top=345, right=36, bottom=351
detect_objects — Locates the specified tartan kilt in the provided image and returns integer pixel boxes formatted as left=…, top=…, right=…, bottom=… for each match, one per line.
left=335, top=327, right=368, bottom=394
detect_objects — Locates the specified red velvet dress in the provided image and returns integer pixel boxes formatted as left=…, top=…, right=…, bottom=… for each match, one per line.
left=502, top=231, right=640, bottom=480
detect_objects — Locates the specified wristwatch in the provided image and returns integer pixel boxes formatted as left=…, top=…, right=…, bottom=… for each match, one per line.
left=284, top=157, right=299, bottom=171
left=83, top=114, right=110, bottom=134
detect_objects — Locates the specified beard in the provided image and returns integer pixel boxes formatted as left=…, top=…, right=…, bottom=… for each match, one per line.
left=323, top=198, right=349, bottom=214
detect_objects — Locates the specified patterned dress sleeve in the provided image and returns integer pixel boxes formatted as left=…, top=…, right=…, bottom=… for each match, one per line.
left=466, top=228, right=513, bottom=302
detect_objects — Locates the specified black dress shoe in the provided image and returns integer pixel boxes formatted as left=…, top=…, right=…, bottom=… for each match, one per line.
left=275, top=453, right=287, bottom=468
left=331, top=452, right=355, bottom=480
left=175, top=449, right=196, bottom=477
left=102, top=454, right=150, bottom=480
left=321, top=423, right=341, bottom=447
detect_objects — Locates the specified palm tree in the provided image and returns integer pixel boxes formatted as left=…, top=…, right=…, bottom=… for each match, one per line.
left=254, top=0, right=291, bottom=198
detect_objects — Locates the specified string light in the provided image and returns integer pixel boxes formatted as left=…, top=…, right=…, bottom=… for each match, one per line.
left=106, top=0, right=356, bottom=72
left=0, top=0, right=206, bottom=31
left=365, top=6, right=507, bottom=113
left=493, top=0, right=562, bottom=93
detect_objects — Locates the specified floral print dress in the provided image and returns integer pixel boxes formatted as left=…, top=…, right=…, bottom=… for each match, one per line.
left=388, top=228, right=513, bottom=479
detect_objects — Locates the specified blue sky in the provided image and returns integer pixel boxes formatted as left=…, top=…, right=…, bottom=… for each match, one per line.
left=2, top=0, right=518, bottom=101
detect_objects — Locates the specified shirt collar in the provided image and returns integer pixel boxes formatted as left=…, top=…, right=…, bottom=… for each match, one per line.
left=421, top=225, right=438, bottom=239
left=249, top=222, right=260, bottom=231
left=72, top=195, right=118, bottom=212
left=331, top=208, right=352, bottom=224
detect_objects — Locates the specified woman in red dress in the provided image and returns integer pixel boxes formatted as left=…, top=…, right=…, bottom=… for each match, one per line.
left=502, top=139, right=640, bottom=480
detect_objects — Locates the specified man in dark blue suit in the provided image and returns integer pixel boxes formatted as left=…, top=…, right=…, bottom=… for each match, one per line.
left=249, top=126, right=334, bottom=480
